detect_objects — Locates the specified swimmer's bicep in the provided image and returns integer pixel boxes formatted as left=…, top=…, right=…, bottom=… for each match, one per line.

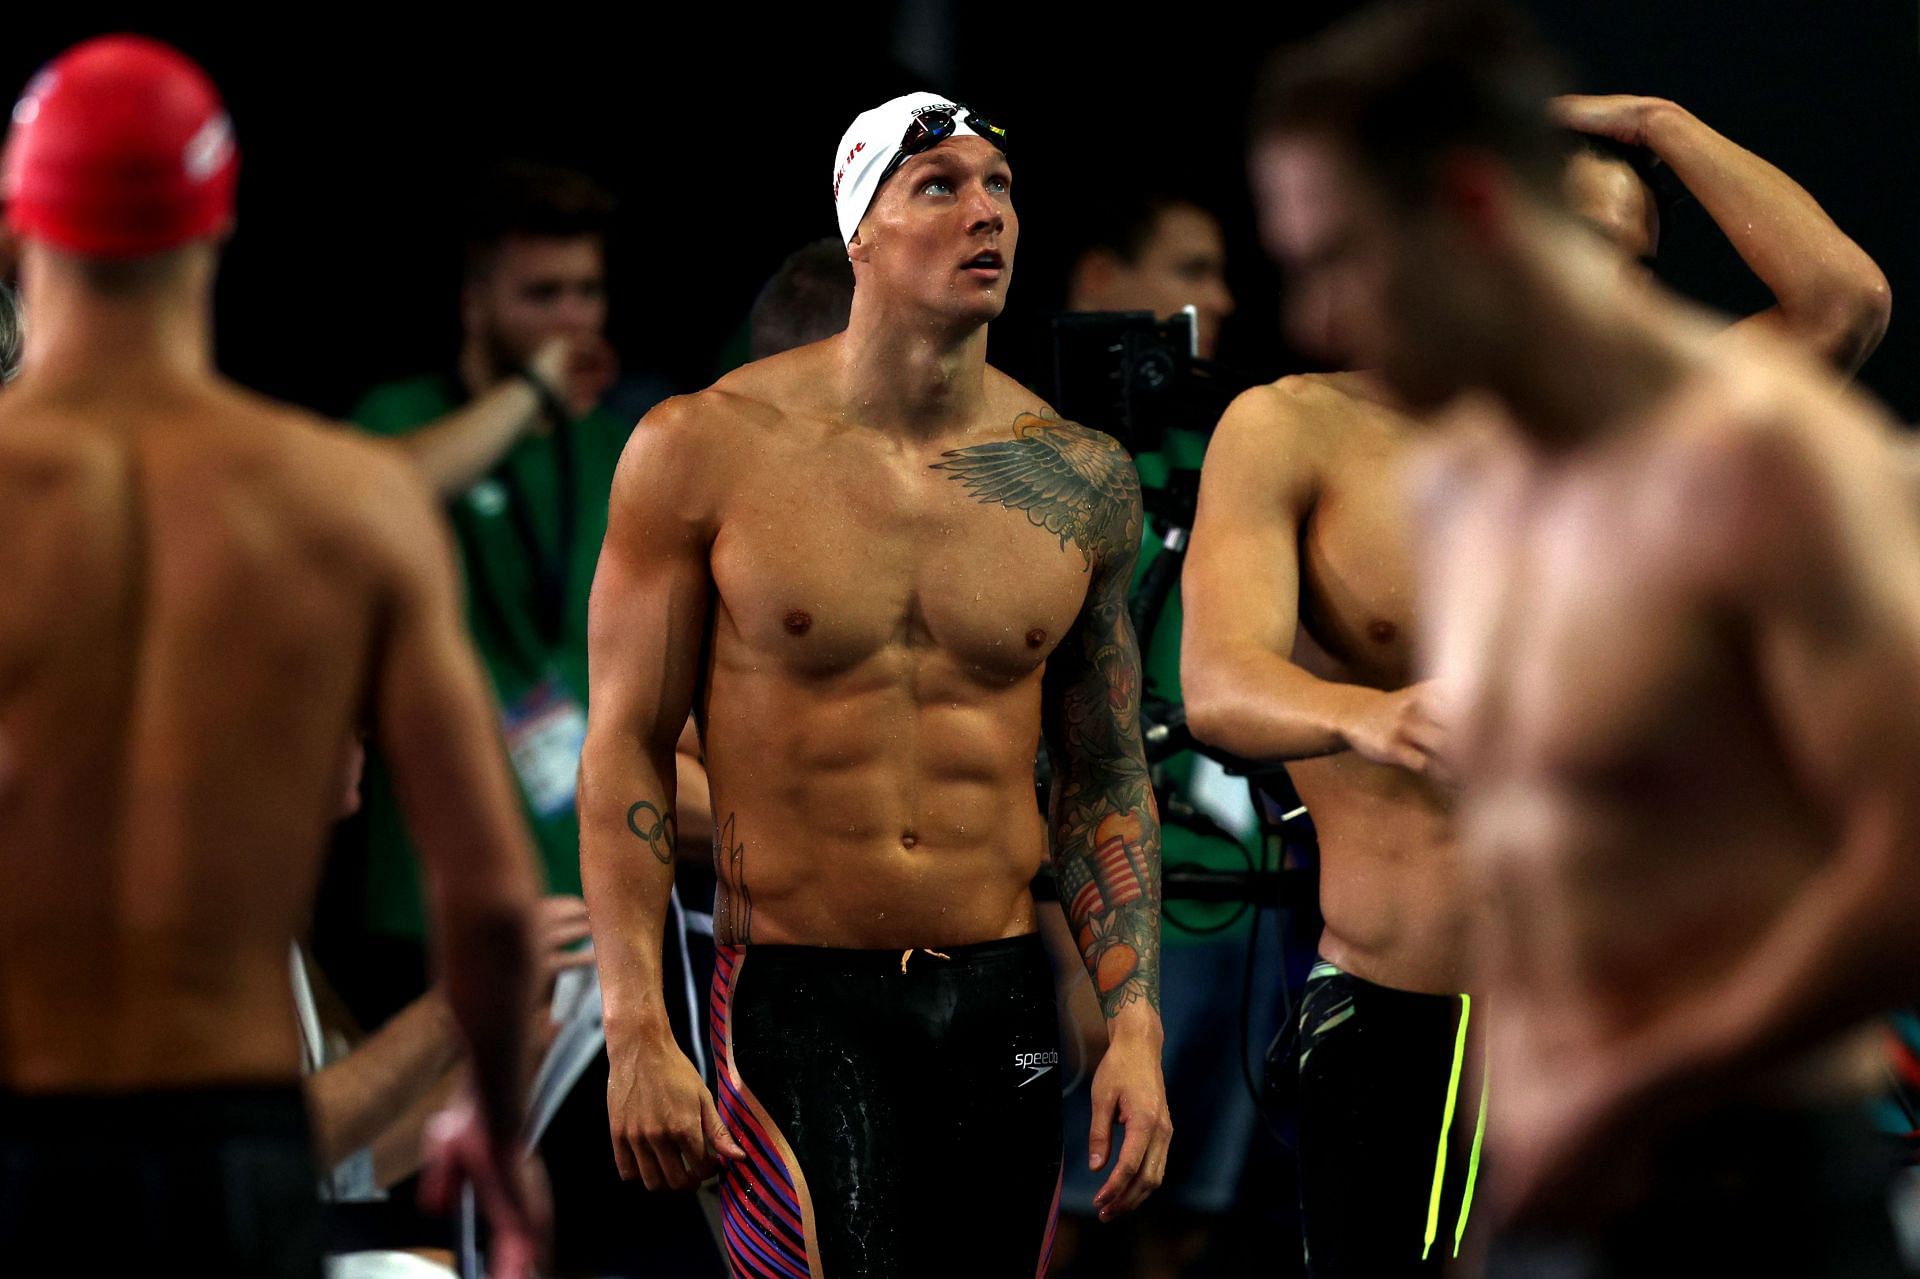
left=1754, top=571, right=1920, bottom=805
left=584, top=521, right=707, bottom=742
left=1726, top=496, right=1920, bottom=1029
left=1185, top=390, right=1316, bottom=662
left=1737, top=441, right=1920, bottom=802
left=587, top=403, right=716, bottom=751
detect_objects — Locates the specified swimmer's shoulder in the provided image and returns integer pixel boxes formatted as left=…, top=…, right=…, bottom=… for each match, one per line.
left=973, top=367, right=1131, bottom=458
left=0, top=403, right=126, bottom=550
left=980, top=365, right=1064, bottom=422
left=710, top=340, right=840, bottom=421
left=198, top=386, right=458, bottom=580
left=1702, top=323, right=1901, bottom=449
left=976, top=370, right=1144, bottom=535
left=649, top=345, right=830, bottom=449
left=1652, top=328, right=1897, bottom=499
left=212, top=384, right=418, bottom=499
left=1202, top=373, right=1377, bottom=492
left=601, top=379, right=771, bottom=534
left=0, top=399, right=109, bottom=483
left=1620, top=332, right=1918, bottom=595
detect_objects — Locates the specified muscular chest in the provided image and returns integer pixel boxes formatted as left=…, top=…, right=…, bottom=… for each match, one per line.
left=1297, top=456, right=1419, bottom=684
left=710, top=446, right=1095, bottom=681
left=1435, top=480, right=1737, bottom=787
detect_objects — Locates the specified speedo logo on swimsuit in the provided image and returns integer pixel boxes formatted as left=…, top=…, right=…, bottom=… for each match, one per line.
left=1013, top=1050, right=1059, bottom=1087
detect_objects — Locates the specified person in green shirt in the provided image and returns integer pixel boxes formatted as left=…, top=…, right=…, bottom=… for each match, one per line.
left=336, top=161, right=723, bottom=1277
left=347, top=161, right=626, bottom=961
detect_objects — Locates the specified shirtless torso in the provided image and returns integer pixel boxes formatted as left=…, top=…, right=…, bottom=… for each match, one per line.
left=590, top=343, right=1145, bottom=952
left=1418, top=327, right=1920, bottom=1214
left=1186, top=372, right=1466, bottom=994
left=694, top=352, right=1104, bottom=948
left=1245, top=11, right=1910, bottom=1267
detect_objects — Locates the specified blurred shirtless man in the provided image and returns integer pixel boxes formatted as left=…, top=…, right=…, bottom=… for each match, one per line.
left=0, top=38, right=543, bottom=1277
left=1184, top=21, right=1889, bottom=1278
left=1251, top=3, right=1918, bottom=1273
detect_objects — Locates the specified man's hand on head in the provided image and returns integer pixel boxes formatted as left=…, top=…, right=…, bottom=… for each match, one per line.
left=1552, top=95, right=1665, bottom=148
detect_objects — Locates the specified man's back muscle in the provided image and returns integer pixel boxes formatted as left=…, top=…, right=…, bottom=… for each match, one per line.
left=0, top=386, right=418, bottom=1090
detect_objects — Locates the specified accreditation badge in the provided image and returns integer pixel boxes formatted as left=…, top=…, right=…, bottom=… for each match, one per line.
left=501, top=677, right=588, bottom=819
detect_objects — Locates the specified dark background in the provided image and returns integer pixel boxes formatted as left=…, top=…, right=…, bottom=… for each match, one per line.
left=6, top=1, right=1916, bottom=419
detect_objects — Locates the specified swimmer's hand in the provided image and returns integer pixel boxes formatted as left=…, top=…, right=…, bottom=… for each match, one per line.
left=607, top=1030, right=747, bottom=1190
left=1341, top=681, right=1455, bottom=781
left=1551, top=94, right=1666, bottom=148
left=1088, top=1019, right=1172, bottom=1223
left=420, top=1094, right=551, bottom=1279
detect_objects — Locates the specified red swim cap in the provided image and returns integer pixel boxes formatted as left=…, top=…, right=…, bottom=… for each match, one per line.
left=2, top=35, right=238, bottom=258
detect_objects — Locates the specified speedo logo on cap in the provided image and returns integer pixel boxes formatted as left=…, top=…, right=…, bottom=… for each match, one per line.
left=183, top=113, right=233, bottom=181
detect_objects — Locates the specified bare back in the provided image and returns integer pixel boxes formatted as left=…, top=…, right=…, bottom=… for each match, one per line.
left=0, top=382, right=412, bottom=1091
left=672, top=343, right=1115, bottom=948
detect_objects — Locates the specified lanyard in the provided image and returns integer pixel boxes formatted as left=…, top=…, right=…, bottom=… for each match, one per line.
left=448, top=372, right=579, bottom=661
left=495, top=417, right=576, bottom=651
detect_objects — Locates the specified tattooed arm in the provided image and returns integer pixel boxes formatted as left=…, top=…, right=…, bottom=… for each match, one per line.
left=579, top=396, right=745, bottom=1192
left=999, top=416, right=1170, bottom=1221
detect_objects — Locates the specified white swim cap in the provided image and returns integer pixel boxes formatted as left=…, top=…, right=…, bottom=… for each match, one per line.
left=831, top=92, right=1007, bottom=248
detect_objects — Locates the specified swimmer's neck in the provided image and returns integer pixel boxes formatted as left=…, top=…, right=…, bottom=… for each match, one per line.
left=15, top=242, right=216, bottom=391
left=1483, top=222, right=1696, bottom=454
left=833, top=297, right=990, bottom=439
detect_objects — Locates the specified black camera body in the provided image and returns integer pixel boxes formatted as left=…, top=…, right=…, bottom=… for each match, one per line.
left=1049, top=308, right=1233, bottom=459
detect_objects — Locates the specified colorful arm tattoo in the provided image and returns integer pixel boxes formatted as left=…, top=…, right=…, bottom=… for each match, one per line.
left=935, top=413, right=1162, bottom=1018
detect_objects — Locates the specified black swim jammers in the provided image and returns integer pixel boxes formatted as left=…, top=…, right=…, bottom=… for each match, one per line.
left=711, top=934, right=1064, bottom=1278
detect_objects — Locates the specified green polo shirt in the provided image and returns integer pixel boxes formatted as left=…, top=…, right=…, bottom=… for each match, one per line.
left=351, top=375, right=631, bottom=938
left=1133, top=426, right=1262, bottom=943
